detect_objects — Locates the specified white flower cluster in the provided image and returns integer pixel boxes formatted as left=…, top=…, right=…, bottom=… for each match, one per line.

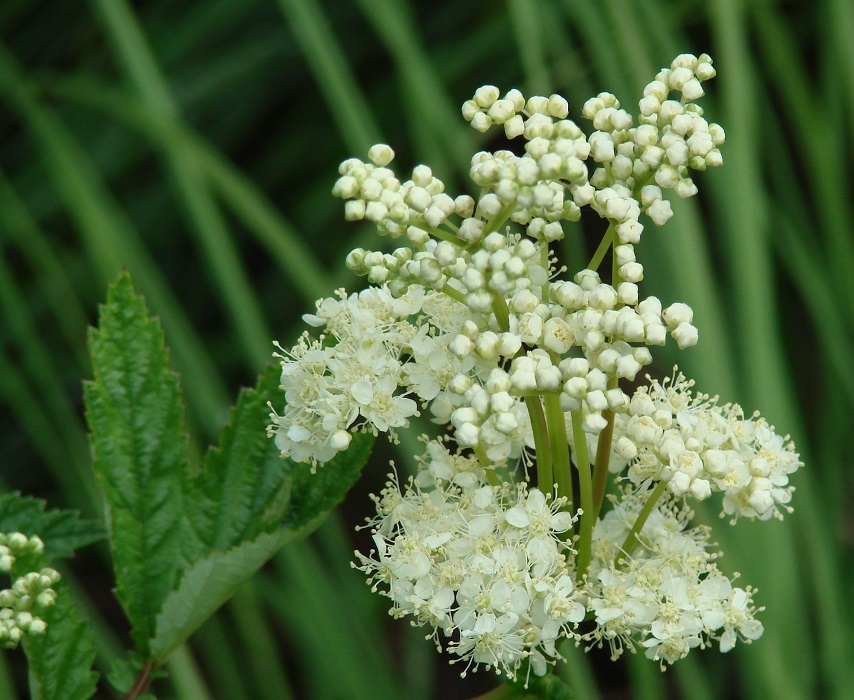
left=270, top=54, right=800, bottom=683
left=615, top=373, right=800, bottom=520
left=267, top=285, right=428, bottom=465
left=355, top=440, right=584, bottom=679
left=587, top=492, right=763, bottom=667
left=0, top=532, right=59, bottom=648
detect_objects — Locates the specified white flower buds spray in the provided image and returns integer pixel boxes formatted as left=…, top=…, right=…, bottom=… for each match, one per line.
left=269, top=54, right=799, bottom=682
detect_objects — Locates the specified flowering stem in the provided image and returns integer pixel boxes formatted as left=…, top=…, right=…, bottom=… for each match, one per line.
left=491, top=291, right=511, bottom=332
left=525, top=396, right=552, bottom=492
left=620, top=479, right=667, bottom=559
left=474, top=444, right=502, bottom=486
left=544, top=394, right=572, bottom=510
left=510, top=389, right=561, bottom=397
left=428, top=225, right=466, bottom=246
left=490, top=292, right=553, bottom=490
left=587, top=222, right=615, bottom=271
left=484, top=202, right=517, bottom=235
left=591, top=408, right=614, bottom=520
left=571, top=410, right=593, bottom=578
left=440, top=284, right=468, bottom=305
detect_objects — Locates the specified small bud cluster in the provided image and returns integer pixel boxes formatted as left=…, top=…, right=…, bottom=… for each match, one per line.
left=271, top=54, right=799, bottom=682
left=0, top=533, right=59, bottom=648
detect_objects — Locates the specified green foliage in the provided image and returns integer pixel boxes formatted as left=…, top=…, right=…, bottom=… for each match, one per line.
left=0, top=493, right=104, bottom=561
left=24, top=578, right=99, bottom=700
left=185, top=363, right=291, bottom=550
left=0, top=493, right=101, bottom=699
left=283, top=430, right=374, bottom=529
left=152, top=374, right=373, bottom=661
left=84, top=270, right=374, bottom=681
left=84, top=271, right=194, bottom=652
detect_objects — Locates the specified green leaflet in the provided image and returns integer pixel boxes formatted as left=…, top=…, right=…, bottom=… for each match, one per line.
left=85, top=271, right=375, bottom=672
left=151, top=431, right=374, bottom=663
left=24, top=578, right=99, bottom=700
left=149, top=530, right=289, bottom=662
left=282, top=429, right=374, bottom=529
left=0, top=494, right=103, bottom=700
left=84, top=271, right=192, bottom=652
left=186, top=362, right=291, bottom=550
left=24, top=593, right=98, bottom=700
left=0, top=492, right=104, bottom=560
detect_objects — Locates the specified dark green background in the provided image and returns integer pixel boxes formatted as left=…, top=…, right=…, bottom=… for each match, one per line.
left=1, top=1, right=851, bottom=698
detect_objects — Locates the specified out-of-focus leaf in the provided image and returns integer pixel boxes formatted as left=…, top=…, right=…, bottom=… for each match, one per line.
left=24, top=579, right=99, bottom=700
left=0, top=493, right=103, bottom=560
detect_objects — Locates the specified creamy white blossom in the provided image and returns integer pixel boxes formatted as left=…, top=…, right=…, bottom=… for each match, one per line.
left=354, top=440, right=582, bottom=679
left=271, top=53, right=798, bottom=684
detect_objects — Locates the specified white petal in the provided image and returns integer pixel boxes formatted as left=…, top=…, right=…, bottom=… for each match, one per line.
left=550, top=512, right=575, bottom=532
left=505, top=505, right=530, bottom=528
left=526, top=489, right=547, bottom=513
left=469, top=514, right=496, bottom=538
left=351, top=379, right=374, bottom=404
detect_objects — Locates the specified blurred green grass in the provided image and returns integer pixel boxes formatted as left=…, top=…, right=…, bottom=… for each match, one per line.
left=1, top=0, right=851, bottom=698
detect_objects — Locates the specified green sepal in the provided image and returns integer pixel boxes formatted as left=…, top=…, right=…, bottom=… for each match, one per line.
left=84, top=270, right=192, bottom=652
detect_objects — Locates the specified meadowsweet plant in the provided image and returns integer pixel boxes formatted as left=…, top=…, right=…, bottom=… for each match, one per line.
left=269, top=53, right=802, bottom=685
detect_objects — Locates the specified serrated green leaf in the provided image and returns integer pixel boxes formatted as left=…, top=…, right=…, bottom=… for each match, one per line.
left=150, top=428, right=373, bottom=662
left=24, top=579, right=99, bottom=700
left=0, top=492, right=104, bottom=560
left=84, top=270, right=192, bottom=652
left=149, top=529, right=290, bottom=662
left=187, top=362, right=290, bottom=549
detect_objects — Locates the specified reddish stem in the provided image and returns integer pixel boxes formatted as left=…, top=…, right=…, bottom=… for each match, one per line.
left=124, top=660, right=155, bottom=700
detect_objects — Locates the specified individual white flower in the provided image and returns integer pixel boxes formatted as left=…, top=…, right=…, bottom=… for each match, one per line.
left=719, top=587, right=764, bottom=652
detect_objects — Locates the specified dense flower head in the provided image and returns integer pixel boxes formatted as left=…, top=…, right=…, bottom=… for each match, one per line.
left=354, top=440, right=584, bottom=679
left=270, top=54, right=799, bottom=682
left=585, top=490, right=763, bottom=666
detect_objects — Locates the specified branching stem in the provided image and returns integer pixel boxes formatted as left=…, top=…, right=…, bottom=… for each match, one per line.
left=571, top=410, right=594, bottom=578
left=125, top=660, right=155, bottom=700
left=588, top=222, right=615, bottom=271
left=620, top=480, right=667, bottom=560
left=544, top=394, right=572, bottom=510
left=525, top=396, right=552, bottom=492
left=591, top=407, right=615, bottom=521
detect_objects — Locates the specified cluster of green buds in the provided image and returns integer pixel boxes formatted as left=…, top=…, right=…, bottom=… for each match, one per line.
left=0, top=532, right=59, bottom=649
